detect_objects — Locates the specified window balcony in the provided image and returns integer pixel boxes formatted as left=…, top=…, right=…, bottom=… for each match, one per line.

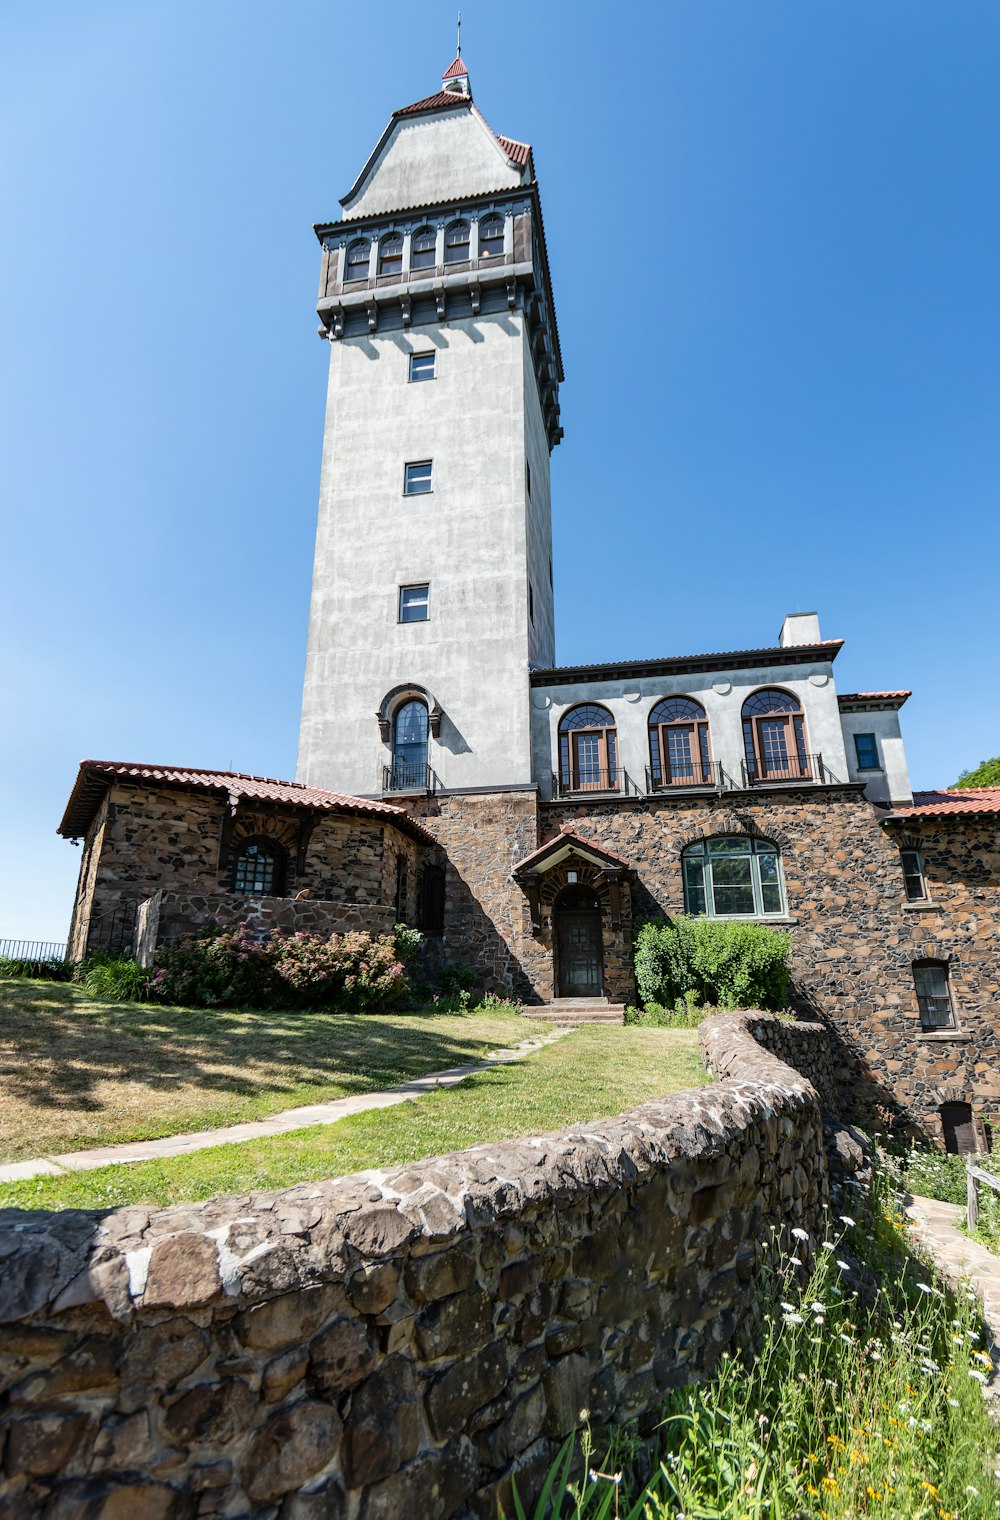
left=382, top=760, right=437, bottom=794
left=740, top=753, right=827, bottom=787
left=645, top=760, right=731, bottom=792
left=552, top=768, right=642, bottom=800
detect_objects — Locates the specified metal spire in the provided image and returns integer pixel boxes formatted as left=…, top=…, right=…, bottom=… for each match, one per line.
left=457, top=11, right=461, bottom=57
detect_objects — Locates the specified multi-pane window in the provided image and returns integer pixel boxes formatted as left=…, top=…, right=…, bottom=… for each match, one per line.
left=900, top=848, right=927, bottom=901
left=648, top=696, right=712, bottom=788
left=392, top=700, right=428, bottom=788
left=444, top=219, right=471, bottom=263
left=409, top=352, right=435, bottom=382
left=403, top=460, right=433, bottom=494
left=854, top=732, right=880, bottom=770
left=377, top=233, right=403, bottom=277
left=233, top=841, right=280, bottom=897
left=411, top=226, right=437, bottom=269
left=742, top=689, right=810, bottom=782
left=558, top=704, right=618, bottom=792
left=345, top=239, right=370, bottom=283
left=398, top=584, right=429, bottom=622
left=913, top=961, right=955, bottom=1030
left=682, top=837, right=785, bottom=918
left=479, top=215, right=504, bottom=258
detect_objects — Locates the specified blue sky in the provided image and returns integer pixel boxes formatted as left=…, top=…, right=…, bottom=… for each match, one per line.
left=2, top=1, right=998, bottom=941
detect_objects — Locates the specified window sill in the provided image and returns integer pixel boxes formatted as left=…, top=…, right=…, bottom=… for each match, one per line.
left=402, top=491, right=434, bottom=498
left=917, top=1030, right=970, bottom=1043
left=700, top=916, right=799, bottom=926
left=902, top=900, right=943, bottom=912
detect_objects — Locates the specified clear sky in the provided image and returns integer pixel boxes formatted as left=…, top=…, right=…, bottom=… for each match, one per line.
left=2, top=1, right=998, bottom=942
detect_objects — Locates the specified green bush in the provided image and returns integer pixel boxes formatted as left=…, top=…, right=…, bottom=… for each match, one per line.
left=80, top=956, right=151, bottom=1002
left=625, top=997, right=711, bottom=1029
left=633, top=916, right=790, bottom=1011
left=0, top=955, right=73, bottom=982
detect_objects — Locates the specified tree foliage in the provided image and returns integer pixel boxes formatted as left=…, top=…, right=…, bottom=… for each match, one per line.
left=953, top=756, right=1000, bottom=789
left=633, top=916, right=791, bottom=1011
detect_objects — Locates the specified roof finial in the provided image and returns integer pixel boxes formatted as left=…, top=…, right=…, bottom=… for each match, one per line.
left=456, top=11, right=461, bottom=56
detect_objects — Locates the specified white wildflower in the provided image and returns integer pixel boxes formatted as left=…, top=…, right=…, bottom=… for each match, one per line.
left=839, top=1333, right=852, bottom=1344
left=969, top=1369, right=988, bottom=1385
left=788, top=1255, right=803, bottom=1267
left=783, top=1311, right=804, bottom=1325
left=821, top=1240, right=835, bottom=1249
left=791, top=1227, right=809, bottom=1241
left=948, top=1398, right=959, bottom=1408
left=837, top=1259, right=851, bottom=1271
left=780, top=1301, right=796, bottom=1313
left=916, top=1282, right=932, bottom=1294
left=810, top=1302, right=825, bottom=1314
left=967, top=1485, right=980, bottom=1496
left=840, top=1215, right=856, bottom=1227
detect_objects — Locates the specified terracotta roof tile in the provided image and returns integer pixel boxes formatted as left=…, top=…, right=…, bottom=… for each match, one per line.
left=889, top=788, right=1000, bottom=820
left=393, top=91, right=470, bottom=118
left=442, top=57, right=469, bottom=80
left=58, top=761, right=435, bottom=844
left=495, top=134, right=531, bottom=167
left=838, top=691, right=911, bottom=706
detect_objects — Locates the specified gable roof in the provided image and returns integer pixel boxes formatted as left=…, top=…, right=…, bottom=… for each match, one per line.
left=883, top=787, right=1000, bottom=822
left=442, top=56, right=469, bottom=80
left=58, top=761, right=435, bottom=845
left=512, top=825, right=633, bottom=878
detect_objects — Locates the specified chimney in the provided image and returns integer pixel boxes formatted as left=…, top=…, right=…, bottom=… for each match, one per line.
left=778, top=611, right=821, bottom=648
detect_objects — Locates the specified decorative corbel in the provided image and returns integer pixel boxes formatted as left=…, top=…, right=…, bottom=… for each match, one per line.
left=435, top=287, right=447, bottom=321
left=400, top=294, right=412, bottom=329
left=428, top=702, right=443, bottom=738
left=296, top=815, right=318, bottom=875
left=218, top=796, right=241, bottom=873
left=506, top=279, right=517, bottom=310
left=365, top=299, right=378, bottom=334
left=513, top=873, right=542, bottom=933
left=469, top=282, right=481, bottom=316
left=376, top=712, right=391, bottom=743
left=602, top=866, right=626, bottom=929
left=332, top=307, right=345, bottom=339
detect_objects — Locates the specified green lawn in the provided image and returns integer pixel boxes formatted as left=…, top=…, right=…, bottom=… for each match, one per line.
left=0, top=1026, right=708, bottom=1212
left=0, top=979, right=550, bottom=1162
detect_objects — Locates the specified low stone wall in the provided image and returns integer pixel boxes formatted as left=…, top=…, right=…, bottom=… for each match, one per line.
left=742, top=1015, right=850, bottom=1117
left=0, top=1014, right=829, bottom=1518
left=135, top=891, right=397, bottom=965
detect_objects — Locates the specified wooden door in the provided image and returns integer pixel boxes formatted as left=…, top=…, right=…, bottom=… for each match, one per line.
left=557, top=909, right=604, bottom=997
left=940, top=1102, right=977, bottom=1155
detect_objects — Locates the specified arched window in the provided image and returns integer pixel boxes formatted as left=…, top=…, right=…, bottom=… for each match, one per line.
left=233, top=840, right=284, bottom=897
left=479, top=215, right=504, bottom=258
left=742, top=688, right=810, bottom=783
left=913, top=960, right=955, bottom=1030
left=558, top=704, right=618, bottom=793
left=444, top=219, right=470, bottom=264
left=345, top=239, right=370, bottom=283
left=392, top=699, right=429, bottom=789
left=682, top=837, right=784, bottom=918
left=377, top=233, right=403, bottom=278
left=648, top=696, right=712, bottom=788
left=411, top=226, right=436, bottom=270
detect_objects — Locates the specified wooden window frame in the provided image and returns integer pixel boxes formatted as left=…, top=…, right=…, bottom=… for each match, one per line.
left=558, top=705, right=618, bottom=793
left=742, top=689, right=810, bottom=781
left=648, top=698, right=713, bottom=788
left=900, top=848, right=928, bottom=902
left=479, top=215, right=504, bottom=258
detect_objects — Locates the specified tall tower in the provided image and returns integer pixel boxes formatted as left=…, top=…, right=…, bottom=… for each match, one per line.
left=297, top=55, right=563, bottom=798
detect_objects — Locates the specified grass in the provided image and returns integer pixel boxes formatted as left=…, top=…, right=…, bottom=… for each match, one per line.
left=0, top=978, right=553, bottom=1163
left=509, top=1180, right=1000, bottom=1519
left=0, top=1025, right=708, bottom=1211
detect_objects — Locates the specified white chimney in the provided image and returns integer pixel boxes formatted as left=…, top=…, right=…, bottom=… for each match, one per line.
left=778, top=611, right=821, bottom=648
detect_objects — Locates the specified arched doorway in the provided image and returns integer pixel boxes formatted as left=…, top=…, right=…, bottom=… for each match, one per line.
left=554, top=886, right=604, bottom=998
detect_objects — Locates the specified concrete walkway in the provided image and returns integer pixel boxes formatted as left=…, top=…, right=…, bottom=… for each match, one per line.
left=905, top=1193, right=1000, bottom=1353
left=0, top=1032, right=566, bottom=1187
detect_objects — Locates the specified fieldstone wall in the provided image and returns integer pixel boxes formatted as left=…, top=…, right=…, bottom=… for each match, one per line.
left=134, top=892, right=398, bottom=964
left=0, top=1014, right=827, bottom=1519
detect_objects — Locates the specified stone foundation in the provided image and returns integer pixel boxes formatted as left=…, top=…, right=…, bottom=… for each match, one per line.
left=134, top=892, right=398, bottom=965
left=0, top=1013, right=828, bottom=1518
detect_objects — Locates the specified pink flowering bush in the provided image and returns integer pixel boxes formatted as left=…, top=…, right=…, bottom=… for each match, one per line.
left=148, top=926, right=412, bottom=1012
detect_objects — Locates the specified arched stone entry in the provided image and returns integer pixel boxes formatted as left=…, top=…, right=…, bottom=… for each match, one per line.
left=554, top=885, right=604, bottom=997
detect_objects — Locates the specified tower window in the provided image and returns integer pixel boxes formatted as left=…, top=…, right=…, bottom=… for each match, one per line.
left=900, top=848, right=927, bottom=901
left=913, top=960, right=955, bottom=1030
left=392, top=699, right=429, bottom=789
left=479, top=215, right=504, bottom=258
left=529, top=582, right=534, bottom=623
left=399, top=584, right=429, bottom=622
left=526, top=459, right=531, bottom=497
left=409, top=352, right=436, bottom=383
left=233, top=840, right=284, bottom=897
left=411, top=226, right=437, bottom=270
left=345, top=239, right=370, bottom=283
left=854, top=733, right=880, bottom=770
left=377, top=233, right=403, bottom=278
left=444, top=220, right=471, bottom=264
left=403, top=460, right=433, bottom=495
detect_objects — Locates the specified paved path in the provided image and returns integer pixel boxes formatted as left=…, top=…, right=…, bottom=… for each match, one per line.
left=0, top=1032, right=566, bottom=1187
left=905, top=1193, right=1000, bottom=1354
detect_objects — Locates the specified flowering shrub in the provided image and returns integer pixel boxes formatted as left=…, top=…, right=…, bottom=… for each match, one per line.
left=148, top=927, right=411, bottom=1012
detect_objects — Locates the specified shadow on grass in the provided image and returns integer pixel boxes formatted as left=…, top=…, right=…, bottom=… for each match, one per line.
left=0, top=979, right=533, bottom=1119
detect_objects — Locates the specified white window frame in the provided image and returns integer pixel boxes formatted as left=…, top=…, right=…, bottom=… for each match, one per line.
left=682, top=837, right=786, bottom=919
left=409, top=353, right=436, bottom=383
left=398, top=584, right=430, bottom=623
left=403, top=460, right=433, bottom=495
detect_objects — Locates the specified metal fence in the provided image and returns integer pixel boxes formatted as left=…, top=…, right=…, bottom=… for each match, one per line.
left=0, top=938, right=67, bottom=962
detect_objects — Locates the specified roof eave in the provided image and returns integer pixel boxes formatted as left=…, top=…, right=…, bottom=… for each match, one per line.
left=529, top=641, right=844, bottom=688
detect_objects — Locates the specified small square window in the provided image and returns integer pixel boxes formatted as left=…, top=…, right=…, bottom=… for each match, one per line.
left=409, top=353, right=435, bottom=383
left=900, top=848, right=927, bottom=902
left=854, top=733, right=880, bottom=770
left=399, top=584, right=429, bottom=622
left=403, top=461, right=433, bottom=495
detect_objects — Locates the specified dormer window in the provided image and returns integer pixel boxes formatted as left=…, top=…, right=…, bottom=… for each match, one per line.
left=479, top=215, right=504, bottom=258
left=345, top=239, right=370, bottom=284
left=411, top=226, right=436, bottom=271
left=377, top=234, right=403, bottom=278
left=444, top=220, right=470, bottom=264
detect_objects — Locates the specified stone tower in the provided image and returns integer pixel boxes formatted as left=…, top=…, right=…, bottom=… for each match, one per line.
left=297, top=55, right=563, bottom=798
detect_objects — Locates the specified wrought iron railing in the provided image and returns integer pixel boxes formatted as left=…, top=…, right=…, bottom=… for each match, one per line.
left=552, top=768, right=641, bottom=799
left=0, top=938, right=67, bottom=962
left=645, top=760, right=730, bottom=792
left=741, top=753, right=826, bottom=787
left=86, top=901, right=138, bottom=957
left=382, top=760, right=437, bottom=794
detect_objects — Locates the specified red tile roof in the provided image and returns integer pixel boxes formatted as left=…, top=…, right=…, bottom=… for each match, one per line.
left=889, top=788, right=1000, bottom=820
left=495, top=134, right=531, bottom=167
left=393, top=91, right=470, bottom=118
left=838, top=691, right=911, bottom=706
left=442, top=56, right=469, bottom=80
left=512, top=824, right=633, bottom=876
left=58, top=761, right=435, bottom=844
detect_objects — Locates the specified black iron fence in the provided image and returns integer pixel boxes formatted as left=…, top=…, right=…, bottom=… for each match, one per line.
left=86, top=901, right=138, bottom=958
left=382, top=760, right=437, bottom=793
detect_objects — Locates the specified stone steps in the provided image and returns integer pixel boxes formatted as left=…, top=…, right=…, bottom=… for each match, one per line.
left=524, top=1000, right=626, bottom=1027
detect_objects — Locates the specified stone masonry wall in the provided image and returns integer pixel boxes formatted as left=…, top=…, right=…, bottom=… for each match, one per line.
left=135, top=893, right=397, bottom=964
left=0, top=1014, right=828, bottom=1519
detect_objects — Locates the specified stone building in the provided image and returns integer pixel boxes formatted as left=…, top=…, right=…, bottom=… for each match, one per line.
left=59, top=55, right=1000, bottom=1149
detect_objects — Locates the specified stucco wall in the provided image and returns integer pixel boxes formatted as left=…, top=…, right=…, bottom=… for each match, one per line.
left=0, top=1013, right=829, bottom=1518
left=342, top=108, right=526, bottom=221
